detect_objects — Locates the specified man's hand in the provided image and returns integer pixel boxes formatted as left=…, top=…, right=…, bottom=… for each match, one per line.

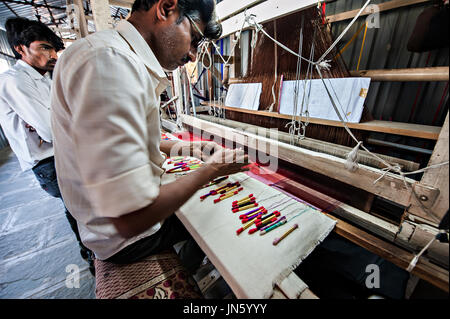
left=25, top=123, right=36, bottom=132
left=25, top=123, right=45, bottom=147
left=190, top=141, right=222, bottom=162
left=205, top=147, right=249, bottom=178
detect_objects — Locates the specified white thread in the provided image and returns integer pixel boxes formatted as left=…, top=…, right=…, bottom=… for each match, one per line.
left=317, top=0, right=372, bottom=64
left=345, top=141, right=363, bottom=172
left=268, top=20, right=278, bottom=112
left=407, top=236, right=436, bottom=272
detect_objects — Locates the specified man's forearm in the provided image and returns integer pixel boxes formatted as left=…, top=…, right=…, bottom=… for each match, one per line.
left=109, top=164, right=218, bottom=238
left=160, top=140, right=190, bottom=157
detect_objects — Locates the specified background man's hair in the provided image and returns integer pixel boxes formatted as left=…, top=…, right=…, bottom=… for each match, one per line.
left=5, top=17, right=65, bottom=59
left=131, top=0, right=222, bottom=40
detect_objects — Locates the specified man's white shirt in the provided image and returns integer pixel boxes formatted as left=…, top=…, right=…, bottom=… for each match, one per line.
left=0, top=60, right=54, bottom=171
left=51, top=20, right=170, bottom=260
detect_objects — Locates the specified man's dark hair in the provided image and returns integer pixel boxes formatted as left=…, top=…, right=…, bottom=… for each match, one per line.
left=131, top=0, right=222, bottom=40
left=5, top=17, right=65, bottom=59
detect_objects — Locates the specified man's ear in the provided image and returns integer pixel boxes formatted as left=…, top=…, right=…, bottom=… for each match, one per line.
left=155, top=0, right=179, bottom=22
left=14, top=44, right=26, bottom=57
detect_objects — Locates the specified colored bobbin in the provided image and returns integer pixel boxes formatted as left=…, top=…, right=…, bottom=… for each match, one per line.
left=273, top=224, right=299, bottom=245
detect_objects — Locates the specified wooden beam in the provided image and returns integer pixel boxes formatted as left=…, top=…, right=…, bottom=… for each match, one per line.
left=327, top=0, right=430, bottom=23
left=408, top=113, right=449, bottom=223
left=180, top=115, right=439, bottom=209
left=212, top=54, right=240, bottom=64
left=220, top=0, right=318, bottom=38
left=274, top=170, right=449, bottom=291
left=73, top=0, right=89, bottom=38
left=271, top=171, right=400, bottom=242
left=396, top=220, right=449, bottom=268
left=201, top=102, right=442, bottom=140
left=91, top=0, right=113, bottom=31
left=196, top=114, right=420, bottom=172
left=325, top=212, right=449, bottom=293
left=273, top=173, right=447, bottom=269
left=350, top=67, right=449, bottom=82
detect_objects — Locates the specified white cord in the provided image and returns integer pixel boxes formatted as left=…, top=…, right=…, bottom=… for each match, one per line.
left=407, top=236, right=436, bottom=272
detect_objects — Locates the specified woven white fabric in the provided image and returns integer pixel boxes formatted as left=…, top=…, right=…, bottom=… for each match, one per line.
left=279, top=77, right=371, bottom=123
left=163, top=171, right=336, bottom=298
left=225, top=83, right=262, bottom=110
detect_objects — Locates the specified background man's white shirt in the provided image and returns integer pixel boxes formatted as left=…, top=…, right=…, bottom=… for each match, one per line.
left=0, top=59, right=54, bottom=171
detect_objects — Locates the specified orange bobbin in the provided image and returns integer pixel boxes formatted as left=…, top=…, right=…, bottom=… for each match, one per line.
left=218, top=183, right=240, bottom=195
left=232, top=203, right=258, bottom=213
left=214, top=188, right=243, bottom=203
left=255, top=216, right=278, bottom=228
left=232, top=197, right=256, bottom=208
left=236, top=218, right=259, bottom=235
left=220, top=187, right=243, bottom=198
left=256, top=211, right=281, bottom=225
left=232, top=194, right=254, bottom=205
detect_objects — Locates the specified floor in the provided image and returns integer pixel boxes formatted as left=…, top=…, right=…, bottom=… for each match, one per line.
left=0, top=147, right=96, bottom=298
left=0, top=146, right=231, bottom=299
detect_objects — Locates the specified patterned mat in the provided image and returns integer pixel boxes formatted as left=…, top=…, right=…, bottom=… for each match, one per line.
left=94, top=251, right=202, bottom=299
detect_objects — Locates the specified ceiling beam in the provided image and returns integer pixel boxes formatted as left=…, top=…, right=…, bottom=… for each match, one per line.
left=2, top=1, right=20, bottom=17
left=1, top=0, right=66, bottom=10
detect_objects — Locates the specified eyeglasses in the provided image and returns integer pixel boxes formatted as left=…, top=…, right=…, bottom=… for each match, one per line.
left=185, top=14, right=207, bottom=48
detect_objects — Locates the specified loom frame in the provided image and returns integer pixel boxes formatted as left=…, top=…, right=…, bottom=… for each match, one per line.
left=166, top=0, right=449, bottom=297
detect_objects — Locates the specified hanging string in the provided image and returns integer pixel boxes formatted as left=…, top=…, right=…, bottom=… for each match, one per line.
left=245, top=14, right=323, bottom=68
left=268, top=20, right=278, bottom=112
left=287, top=16, right=304, bottom=144
left=286, top=15, right=306, bottom=143
left=333, top=21, right=366, bottom=61
left=356, top=21, right=369, bottom=71
left=317, top=0, right=372, bottom=64
left=298, top=24, right=316, bottom=140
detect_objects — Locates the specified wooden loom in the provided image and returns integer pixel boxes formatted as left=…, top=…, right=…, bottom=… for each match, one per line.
left=163, top=0, right=449, bottom=297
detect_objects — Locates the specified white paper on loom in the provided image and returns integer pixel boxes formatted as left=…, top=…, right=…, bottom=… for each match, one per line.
left=170, top=172, right=336, bottom=299
left=279, top=77, right=371, bottom=123
left=224, top=83, right=262, bottom=110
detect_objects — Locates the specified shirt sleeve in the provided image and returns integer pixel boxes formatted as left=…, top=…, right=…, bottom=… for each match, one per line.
left=2, top=76, right=53, bottom=142
left=56, top=47, right=161, bottom=218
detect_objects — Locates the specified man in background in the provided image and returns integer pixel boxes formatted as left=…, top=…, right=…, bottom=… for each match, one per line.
left=0, top=17, right=94, bottom=275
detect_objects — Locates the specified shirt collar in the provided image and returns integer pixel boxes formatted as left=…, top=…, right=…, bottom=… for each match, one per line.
left=16, top=59, right=48, bottom=81
left=116, top=20, right=170, bottom=86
